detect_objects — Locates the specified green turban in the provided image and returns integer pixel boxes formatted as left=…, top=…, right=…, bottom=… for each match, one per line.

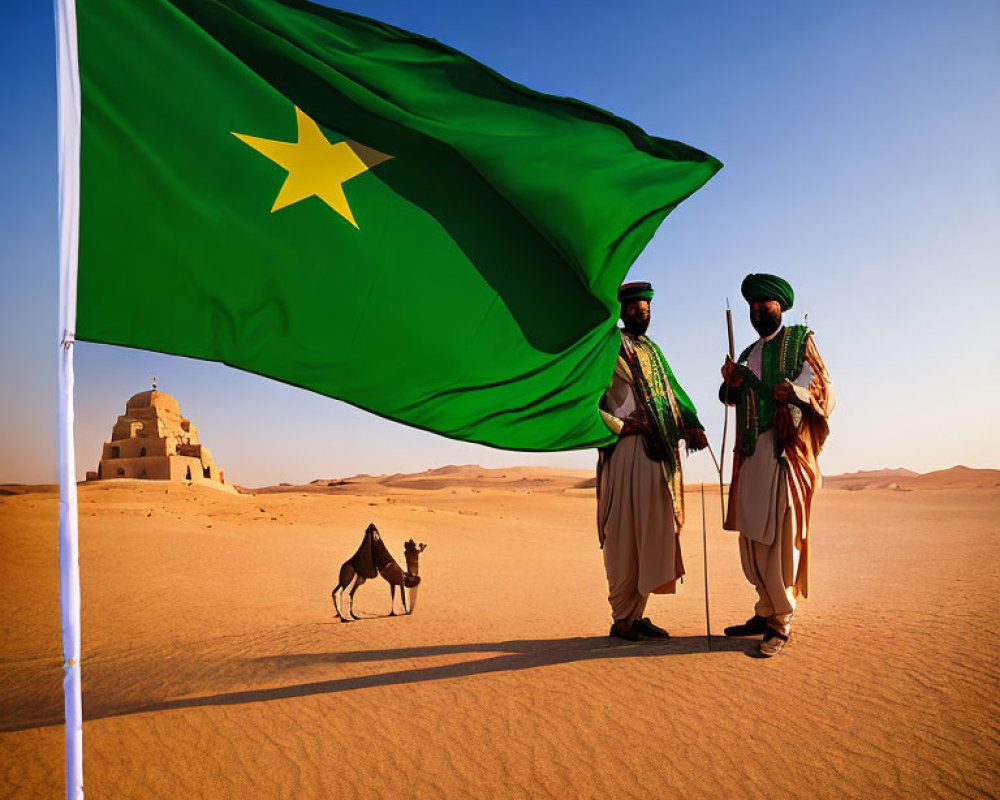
left=618, top=281, right=654, bottom=304
left=741, top=273, right=794, bottom=311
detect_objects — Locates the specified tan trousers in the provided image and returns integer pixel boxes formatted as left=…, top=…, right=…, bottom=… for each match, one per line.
left=739, top=505, right=799, bottom=635
left=599, top=435, right=681, bottom=624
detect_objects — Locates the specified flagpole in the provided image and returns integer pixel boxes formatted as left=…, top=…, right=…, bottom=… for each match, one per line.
left=57, top=339, right=83, bottom=800
left=55, top=0, right=83, bottom=797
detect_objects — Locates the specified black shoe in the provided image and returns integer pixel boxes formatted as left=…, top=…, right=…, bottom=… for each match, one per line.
left=632, top=617, right=670, bottom=639
left=609, top=620, right=641, bottom=641
left=724, top=615, right=768, bottom=637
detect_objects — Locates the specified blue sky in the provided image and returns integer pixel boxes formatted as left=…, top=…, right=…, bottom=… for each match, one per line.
left=1, top=0, right=998, bottom=485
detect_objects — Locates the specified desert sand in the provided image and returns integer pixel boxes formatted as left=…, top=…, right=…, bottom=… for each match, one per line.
left=1, top=466, right=998, bottom=799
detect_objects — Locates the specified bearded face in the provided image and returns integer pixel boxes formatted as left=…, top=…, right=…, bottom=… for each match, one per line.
left=621, top=299, right=650, bottom=335
left=750, top=300, right=782, bottom=337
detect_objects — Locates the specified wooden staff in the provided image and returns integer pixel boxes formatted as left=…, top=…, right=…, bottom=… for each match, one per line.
left=719, top=299, right=735, bottom=524
left=726, top=298, right=736, bottom=361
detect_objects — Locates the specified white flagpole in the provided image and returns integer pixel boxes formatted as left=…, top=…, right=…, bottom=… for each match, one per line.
left=55, top=0, right=83, bottom=797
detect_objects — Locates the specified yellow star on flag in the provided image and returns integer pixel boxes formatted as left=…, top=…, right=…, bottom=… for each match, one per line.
left=233, top=107, right=392, bottom=228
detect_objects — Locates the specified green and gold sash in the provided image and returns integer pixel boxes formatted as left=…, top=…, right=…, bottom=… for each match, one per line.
left=735, top=325, right=811, bottom=457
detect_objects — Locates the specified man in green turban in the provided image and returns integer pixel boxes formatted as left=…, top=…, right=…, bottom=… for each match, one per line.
left=719, top=273, right=835, bottom=656
left=596, top=281, right=709, bottom=641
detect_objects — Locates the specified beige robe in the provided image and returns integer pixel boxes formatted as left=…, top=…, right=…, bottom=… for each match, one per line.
left=725, top=332, right=835, bottom=634
left=735, top=429, right=800, bottom=631
left=596, top=357, right=684, bottom=624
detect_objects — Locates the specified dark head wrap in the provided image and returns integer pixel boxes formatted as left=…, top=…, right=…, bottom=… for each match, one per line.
left=741, top=273, right=794, bottom=311
left=618, top=281, right=654, bottom=304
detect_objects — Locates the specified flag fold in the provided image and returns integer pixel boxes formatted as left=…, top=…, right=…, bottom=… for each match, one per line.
left=76, top=0, right=721, bottom=450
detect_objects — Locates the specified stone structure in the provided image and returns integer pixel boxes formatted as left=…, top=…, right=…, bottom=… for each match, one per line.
left=87, top=386, right=226, bottom=485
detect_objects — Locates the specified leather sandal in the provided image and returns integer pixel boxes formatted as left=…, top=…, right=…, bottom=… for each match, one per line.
left=759, top=627, right=789, bottom=657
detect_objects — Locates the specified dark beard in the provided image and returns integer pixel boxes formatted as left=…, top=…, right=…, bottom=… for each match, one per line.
left=622, top=318, right=649, bottom=336
left=751, top=309, right=782, bottom=337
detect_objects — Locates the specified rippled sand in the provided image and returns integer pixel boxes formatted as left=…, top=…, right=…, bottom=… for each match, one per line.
left=1, top=471, right=997, bottom=799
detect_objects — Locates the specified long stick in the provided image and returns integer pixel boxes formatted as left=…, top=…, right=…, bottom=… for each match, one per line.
left=718, top=300, right=735, bottom=525
left=705, top=442, right=721, bottom=474
left=719, top=419, right=729, bottom=522
left=700, top=483, right=712, bottom=650
left=56, top=0, right=83, bottom=795
left=726, top=300, right=735, bottom=360
left=706, top=441, right=724, bottom=524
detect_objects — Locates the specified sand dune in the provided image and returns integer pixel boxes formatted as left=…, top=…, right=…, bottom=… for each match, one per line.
left=262, top=464, right=596, bottom=495
left=1, top=470, right=998, bottom=799
left=825, top=465, right=1000, bottom=491
left=258, top=465, right=729, bottom=497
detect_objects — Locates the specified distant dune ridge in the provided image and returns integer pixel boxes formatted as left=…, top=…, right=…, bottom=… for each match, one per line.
left=2, top=464, right=992, bottom=498
left=256, top=464, right=599, bottom=495
left=822, top=465, right=1000, bottom=491
left=250, top=463, right=999, bottom=495
left=1, top=464, right=998, bottom=798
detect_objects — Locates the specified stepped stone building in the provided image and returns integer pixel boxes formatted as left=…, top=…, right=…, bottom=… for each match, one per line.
left=86, top=386, right=226, bottom=485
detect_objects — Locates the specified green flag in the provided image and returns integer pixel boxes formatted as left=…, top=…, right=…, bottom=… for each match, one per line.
left=74, top=0, right=721, bottom=451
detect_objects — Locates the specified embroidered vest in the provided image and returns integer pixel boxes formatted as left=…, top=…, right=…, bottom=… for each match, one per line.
left=735, top=325, right=810, bottom=457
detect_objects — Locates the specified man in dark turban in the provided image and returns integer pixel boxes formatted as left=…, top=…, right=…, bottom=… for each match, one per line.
left=740, top=273, right=794, bottom=312
left=719, top=273, right=835, bottom=656
left=595, top=281, right=709, bottom=640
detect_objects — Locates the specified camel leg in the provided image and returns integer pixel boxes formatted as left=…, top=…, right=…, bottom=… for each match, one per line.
left=400, top=584, right=408, bottom=615
left=333, top=583, right=352, bottom=622
left=348, top=576, right=365, bottom=620
left=334, top=563, right=356, bottom=620
left=389, top=582, right=397, bottom=616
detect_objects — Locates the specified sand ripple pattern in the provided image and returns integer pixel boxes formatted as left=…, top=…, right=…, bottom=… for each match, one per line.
left=1, top=478, right=998, bottom=799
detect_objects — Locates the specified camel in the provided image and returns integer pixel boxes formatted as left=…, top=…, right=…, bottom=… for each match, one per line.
left=332, top=524, right=420, bottom=620
left=403, top=539, right=427, bottom=613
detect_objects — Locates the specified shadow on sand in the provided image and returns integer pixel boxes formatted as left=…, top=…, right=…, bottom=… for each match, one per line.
left=5, top=635, right=755, bottom=732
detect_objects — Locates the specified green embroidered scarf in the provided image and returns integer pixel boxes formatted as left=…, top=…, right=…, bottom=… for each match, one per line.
left=735, top=325, right=811, bottom=457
